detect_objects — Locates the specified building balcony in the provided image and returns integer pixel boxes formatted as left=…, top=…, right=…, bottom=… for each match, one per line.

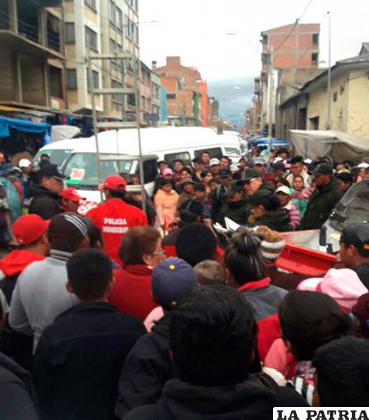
left=0, top=9, right=64, bottom=59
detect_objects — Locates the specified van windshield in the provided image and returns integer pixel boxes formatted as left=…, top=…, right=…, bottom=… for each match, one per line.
left=36, top=149, right=73, bottom=166
left=62, top=153, right=136, bottom=188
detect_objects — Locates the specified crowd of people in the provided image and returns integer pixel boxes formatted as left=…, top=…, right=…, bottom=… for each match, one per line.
left=0, top=146, right=368, bottom=418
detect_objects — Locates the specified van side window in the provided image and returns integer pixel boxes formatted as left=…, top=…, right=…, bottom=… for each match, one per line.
left=195, top=148, right=222, bottom=159
left=164, top=152, right=191, bottom=166
left=142, top=160, right=158, bottom=184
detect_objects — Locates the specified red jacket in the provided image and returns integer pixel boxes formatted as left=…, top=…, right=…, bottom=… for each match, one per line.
left=0, top=250, right=45, bottom=277
left=108, top=264, right=157, bottom=321
left=87, top=198, right=148, bottom=263
left=238, top=278, right=287, bottom=361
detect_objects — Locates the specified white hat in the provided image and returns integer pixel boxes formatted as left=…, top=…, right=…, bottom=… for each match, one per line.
left=209, top=158, right=220, bottom=166
left=18, top=158, right=32, bottom=168
left=275, top=186, right=291, bottom=196
left=356, top=162, right=369, bottom=169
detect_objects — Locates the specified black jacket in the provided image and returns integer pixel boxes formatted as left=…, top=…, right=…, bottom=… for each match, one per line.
left=300, top=179, right=343, bottom=230
left=219, top=199, right=251, bottom=227
left=125, top=375, right=308, bottom=420
left=254, top=208, right=291, bottom=232
left=115, top=316, right=177, bottom=419
left=28, top=183, right=62, bottom=220
left=33, top=301, right=145, bottom=420
left=0, top=351, right=39, bottom=420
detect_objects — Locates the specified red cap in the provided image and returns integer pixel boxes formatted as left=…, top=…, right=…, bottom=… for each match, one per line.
left=98, top=175, right=126, bottom=192
left=59, top=187, right=85, bottom=202
left=13, top=214, right=50, bottom=245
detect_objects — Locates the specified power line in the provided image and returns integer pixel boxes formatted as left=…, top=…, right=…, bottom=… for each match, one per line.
left=273, top=0, right=314, bottom=53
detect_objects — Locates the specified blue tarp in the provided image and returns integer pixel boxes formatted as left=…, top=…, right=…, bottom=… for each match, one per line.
left=0, top=116, right=51, bottom=145
left=250, top=137, right=289, bottom=147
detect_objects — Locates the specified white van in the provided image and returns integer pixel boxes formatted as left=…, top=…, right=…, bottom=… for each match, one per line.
left=36, top=127, right=241, bottom=202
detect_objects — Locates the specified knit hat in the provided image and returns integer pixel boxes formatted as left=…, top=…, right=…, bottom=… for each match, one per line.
left=298, top=268, right=368, bottom=312
left=255, top=226, right=285, bottom=261
left=152, top=257, right=198, bottom=309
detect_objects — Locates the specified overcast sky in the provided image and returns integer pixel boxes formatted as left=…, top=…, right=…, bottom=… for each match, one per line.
left=138, top=0, right=369, bottom=81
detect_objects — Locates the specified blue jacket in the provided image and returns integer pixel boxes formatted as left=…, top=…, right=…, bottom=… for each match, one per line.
left=33, top=301, right=145, bottom=420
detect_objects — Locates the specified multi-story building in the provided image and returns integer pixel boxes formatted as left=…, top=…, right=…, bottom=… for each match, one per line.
left=279, top=45, right=369, bottom=139
left=251, top=22, right=321, bottom=135
left=64, top=0, right=139, bottom=118
left=0, top=0, right=65, bottom=111
left=155, top=56, right=203, bottom=127
left=150, top=66, right=161, bottom=126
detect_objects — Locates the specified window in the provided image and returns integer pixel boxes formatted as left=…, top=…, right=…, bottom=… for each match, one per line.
left=84, top=0, right=96, bottom=11
left=312, top=33, right=319, bottom=44
left=167, top=93, right=176, bottom=99
left=311, top=52, right=319, bottom=64
left=85, top=26, right=97, bottom=51
left=65, top=22, right=75, bottom=43
left=164, top=152, right=191, bottom=165
left=115, top=7, right=123, bottom=30
left=333, top=92, right=338, bottom=102
left=87, top=69, right=99, bottom=92
left=66, top=69, right=77, bottom=89
left=111, top=79, right=123, bottom=102
left=109, top=0, right=115, bottom=23
left=262, top=34, right=268, bottom=45
left=194, top=148, right=222, bottom=159
left=64, top=153, right=135, bottom=188
left=128, top=93, right=136, bottom=106
left=340, top=86, right=345, bottom=95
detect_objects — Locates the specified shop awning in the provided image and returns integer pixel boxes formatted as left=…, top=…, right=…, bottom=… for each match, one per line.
left=0, top=116, right=51, bottom=144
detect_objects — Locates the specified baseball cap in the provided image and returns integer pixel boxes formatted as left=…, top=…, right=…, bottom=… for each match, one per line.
left=313, top=163, right=333, bottom=177
left=13, top=214, right=49, bottom=245
left=18, top=158, right=32, bottom=169
left=242, top=168, right=260, bottom=182
left=340, top=222, right=369, bottom=253
left=254, top=157, right=266, bottom=166
left=219, top=168, right=232, bottom=178
left=98, top=175, right=126, bottom=192
left=39, top=163, right=67, bottom=181
left=59, top=187, right=85, bottom=202
left=209, top=158, right=220, bottom=166
left=152, top=257, right=198, bottom=309
left=275, top=186, right=291, bottom=196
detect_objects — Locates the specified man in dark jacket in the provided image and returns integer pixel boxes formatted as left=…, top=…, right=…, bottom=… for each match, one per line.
left=210, top=168, right=233, bottom=223
left=219, top=182, right=251, bottom=227
left=0, top=297, right=39, bottom=420
left=115, top=258, right=197, bottom=418
left=33, top=248, right=145, bottom=420
left=300, top=164, right=343, bottom=230
left=28, top=163, right=66, bottom=220
left=250, top=190, right=291, bottom=232
left=125, top=286, right=307, bottom=419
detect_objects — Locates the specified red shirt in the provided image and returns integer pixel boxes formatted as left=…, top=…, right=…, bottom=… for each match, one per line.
left=108, top=264, right=157, bottom=321
left=87, top=198, right=148, bottom=263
